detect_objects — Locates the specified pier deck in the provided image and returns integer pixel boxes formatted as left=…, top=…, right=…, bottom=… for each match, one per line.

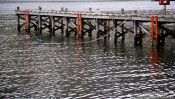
left=15, top=8, right=175, bottom=47
left=16, top=10, right=175, bottom=23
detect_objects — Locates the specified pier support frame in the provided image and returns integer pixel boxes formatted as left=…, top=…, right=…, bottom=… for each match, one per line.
left=15, top=9, right=175, bottom=47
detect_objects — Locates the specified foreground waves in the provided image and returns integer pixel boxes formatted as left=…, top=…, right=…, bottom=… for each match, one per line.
left=0, top=34, right=175, bottom=98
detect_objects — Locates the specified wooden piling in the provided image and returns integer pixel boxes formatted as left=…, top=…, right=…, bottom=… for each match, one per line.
left=96, top=19, right=99, bottom=38
left=61, top=18, right=64, bottom=34
left=151, top=16, right=159, bottom=46
left=16, top=7, right=20, bottom=34
left=107, top=20, right=111, bottom=39
left=28, top=15, right=31, bottom=33
left=76, top=13, right=83, bottom=38
left=38, top=15, right=42, bottom=34
left=113, top=20, right=118, bottom=43
left=104, top=20, right=107, bottom=40
left=139, top=26, right=143, bottom=45
left=134, top=20, right=138, bottom=45
left=17, top=15, right=20, bottom=34
left=38, top=6, right=42, bottom=34
left=50, top=16, right=55, bottom=36
left=64, top=17, right=69, bottom=37
left=121, top=22, right=125, bottom=42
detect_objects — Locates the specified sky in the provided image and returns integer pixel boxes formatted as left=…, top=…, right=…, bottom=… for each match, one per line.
left=0, top=0, right=148, bottom=2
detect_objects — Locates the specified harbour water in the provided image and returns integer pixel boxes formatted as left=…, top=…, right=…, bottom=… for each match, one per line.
left=0, top=1, right=175, bottom=98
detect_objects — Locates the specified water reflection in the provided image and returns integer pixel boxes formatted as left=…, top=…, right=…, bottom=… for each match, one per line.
left=149, top=48, right=162, bottom=79
left=0, top=34, right=175, bottom=98
left=75, top=38, right=83, bottom=72
left=24, top=34, right=31, bottom=48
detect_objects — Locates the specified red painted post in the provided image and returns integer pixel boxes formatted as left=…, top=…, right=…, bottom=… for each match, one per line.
left=77, top=13, right=83, bottom=38
left=24, top=10, right=29, bottom=33
left=79, top=13, right=82, bottom=34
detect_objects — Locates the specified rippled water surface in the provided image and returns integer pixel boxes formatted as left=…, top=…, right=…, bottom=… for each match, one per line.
left=0, top=34, right=175, bottom=98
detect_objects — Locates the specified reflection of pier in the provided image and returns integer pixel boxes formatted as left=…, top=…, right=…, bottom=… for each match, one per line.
left=75, top=38, right=83, bottom=72
left=149, top=48, right=161, bottom=79
left=15, top=7, right=175, bottom=47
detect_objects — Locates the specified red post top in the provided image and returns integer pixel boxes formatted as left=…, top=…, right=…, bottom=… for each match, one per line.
left=159, top=0, right=170, bottom=5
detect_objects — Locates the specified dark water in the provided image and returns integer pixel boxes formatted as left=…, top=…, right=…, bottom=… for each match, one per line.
left=0, top=33, right=175, bottom=98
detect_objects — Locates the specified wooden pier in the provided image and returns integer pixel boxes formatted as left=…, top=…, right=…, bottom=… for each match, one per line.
left=15, top=7, right=175, bottom=47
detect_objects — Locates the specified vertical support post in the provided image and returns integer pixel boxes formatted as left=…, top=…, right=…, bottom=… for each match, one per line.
left=104, top=20, right=107, bottom=40
left=121, top=21, right=125, bottom=42
left=38, top=6, right=42, bottom=34
left=121, top=9, right=125, bottom=43
left=61, top=18, right=64, bottom=34
left=17, top=15, right=20, bottom=34
left=134, top=20, right=138, bottom=46
left=38, top=15, right=42, bottom=34
left=50, top=16, right=55, bottom=36
left=28, top=14, right=31, bottom=33
left=79, top=13, right=83, bottom=38
left=64, top=17, right=69, bottom=37
left=16, top=6, right=20, bottom=34
left=113, top=20, right=118, bottom=43
left=24, top=10, right=30, bottom=34
left=139, top=26, right=142, bottom=45
left=96, top=19, right=99, bottom=38
left=81, top=19, right=84, bottom=39
left=150, top=16, right=159, bottom=46
left=88, top=20, right=93, bottom=38
left=77, top=13, right=83, bottom=38
left=107, top=20, right=110, bottom=39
